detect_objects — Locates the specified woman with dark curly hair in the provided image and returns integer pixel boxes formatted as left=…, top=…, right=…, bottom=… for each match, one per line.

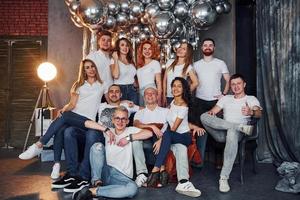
left=146, top=77, right=204, bottom=198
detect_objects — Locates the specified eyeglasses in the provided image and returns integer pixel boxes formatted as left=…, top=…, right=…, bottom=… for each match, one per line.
left=113, top=117, right=128, bottom=122
left=84, top=65, right=94, bottom=68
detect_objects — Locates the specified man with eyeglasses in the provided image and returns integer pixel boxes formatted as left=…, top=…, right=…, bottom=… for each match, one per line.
left=73, top=106, right=153, bottom=200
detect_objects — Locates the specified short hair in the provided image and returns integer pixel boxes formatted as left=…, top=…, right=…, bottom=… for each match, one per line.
left=113, top=106, right=129, bottom=117
left=97, top=30, right=112, bottom=39
left=108, top=84, right=121, bottom=91
left=201, top=38, right=215, bottom=46
left=230, top=73, right=246, bottom=82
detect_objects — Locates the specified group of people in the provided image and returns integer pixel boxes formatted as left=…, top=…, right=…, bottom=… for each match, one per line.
left=19, top=30, right=262, bottom=199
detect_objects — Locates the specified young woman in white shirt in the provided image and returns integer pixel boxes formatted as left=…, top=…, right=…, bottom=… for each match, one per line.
left=147, top=77, right=204, bottom=197
left=162, top=42, right=199, bottom=106
left=19, top=59, right=113, bottom=179
left=136, top=40, right=162, bottom=106
left=110, top=38, right=138, bottom=105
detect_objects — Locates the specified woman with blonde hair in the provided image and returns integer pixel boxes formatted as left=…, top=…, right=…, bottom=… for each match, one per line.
left=136, top=40, right=162, bottom=106
left=162, top=42, right=198, bottom=106
left=19, top=59, right=111, bottom=179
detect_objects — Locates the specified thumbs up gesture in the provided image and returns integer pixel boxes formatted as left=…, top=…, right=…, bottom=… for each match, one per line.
left=241, top=102, right=252, bottom=116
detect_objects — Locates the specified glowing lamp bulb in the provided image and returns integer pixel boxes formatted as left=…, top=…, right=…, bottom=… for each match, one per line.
left=37, top=62, right=57, bottom=82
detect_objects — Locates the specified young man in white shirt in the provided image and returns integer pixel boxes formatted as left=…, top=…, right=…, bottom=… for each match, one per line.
left=200, top=73, right=262, bottom=193
left=72, top=106, right=153, bottom=200
left=191, top=38, right=231, bottom=165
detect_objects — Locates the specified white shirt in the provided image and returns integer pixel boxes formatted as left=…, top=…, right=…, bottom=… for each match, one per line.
left=166, top=101, right=190, bottom=133
left=98, top=102, right=139, bottom=128
left=217, top=95, right=261, bottom=124
left=137, top=60, right=161, bottom=89
left=72, top=81, right=105, bottom=120
left=165, top=59, right=193, bottom=97
left=193, top=58, right=229, bottom=101
left=134, top=105, right=169, bottom=132
left=111, top=59, right=136, bottom=85
left=86, top=50, right=113, bottom=88
left=105, top=127, right=141, bottom=178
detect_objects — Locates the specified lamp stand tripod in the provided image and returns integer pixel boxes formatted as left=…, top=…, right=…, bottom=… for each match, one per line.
left=23, top=82, right=54, bottom=152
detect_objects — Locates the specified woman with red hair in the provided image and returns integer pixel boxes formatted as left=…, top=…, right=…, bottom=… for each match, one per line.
left=136, top=40, right=162, bottom=106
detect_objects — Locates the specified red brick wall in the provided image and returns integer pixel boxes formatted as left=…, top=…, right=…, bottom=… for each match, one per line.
left=0, top=0, right=48, bottom=36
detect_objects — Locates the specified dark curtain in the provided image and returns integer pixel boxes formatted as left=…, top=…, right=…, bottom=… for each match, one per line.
left=256, top=0, right=300, bottom=164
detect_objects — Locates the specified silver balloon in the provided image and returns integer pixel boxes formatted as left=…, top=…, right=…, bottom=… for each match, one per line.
left=141, top=16, right=150, bottom=25
left=130, top=0, right=144, bottom=17
left=145, top=3, right=160, bottom=17
left=141, top=0, right=153, bottom=4
left=139, top=32, right=148, bottom=41
left=143, top=26, right=150, bottom=33
left=215, top=4, right=224, bottom=14
left=77, top=0, right=106, bottom=29
left=174, top=1, right=188, bottom=20
left=131, top=25, right=141, bottom=36
left=186, top=0, right=196, bottom=5
left=129, top=14, right=139, bottom=25
left=172, top=22, right=185, bottom=38
left=116, top=12, right=129, bottom=28
left=189, top=1, right=217, bottom=29
left=107, top=1, right=120, bottom=15
left=71, top=14, right=83, bottom=28
left=120, top=0, right=130, bottom=13
left=103, top=15, right=116, bottom=30
left=69, top=1, right=80, bottom=15
left=150, top=11, right=176, bottom=39
left=223, top=1, right=232, bottom=14
left=157, top=0, right=175, bottom=10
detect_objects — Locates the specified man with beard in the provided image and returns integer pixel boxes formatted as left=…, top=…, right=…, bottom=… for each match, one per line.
left=190, top=38, right=230, bottom=166
left=86, top=30, right=114, bottom=99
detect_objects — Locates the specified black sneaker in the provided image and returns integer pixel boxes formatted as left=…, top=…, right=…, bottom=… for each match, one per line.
left=52, top=173, right=76, bottom=189
left=63, top=177, right=90, bottom=193
left=72, top=186, right=93, bottom=200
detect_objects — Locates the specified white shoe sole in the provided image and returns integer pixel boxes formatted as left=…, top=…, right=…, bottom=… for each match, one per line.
left=51, top=182, right=72, bottom=189
left=176, top=189, right=201, bottom=197
left=63, top=184, right=89, bottom=193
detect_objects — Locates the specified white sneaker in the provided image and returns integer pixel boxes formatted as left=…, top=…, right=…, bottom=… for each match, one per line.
left=19, top=144, right=42, bottom=160
left=175, top=181, right=201, bottom=197
left=238, top=124, right=254, bottom=136
left=51, top=163, right=61, bottom=179
left=219, top=177, right=230, bottom=192
left=135, top=173, right=147, bottom=187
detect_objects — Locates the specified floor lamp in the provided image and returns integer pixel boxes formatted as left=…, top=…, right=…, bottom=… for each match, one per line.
left=23, top=62, right=57, bottom=152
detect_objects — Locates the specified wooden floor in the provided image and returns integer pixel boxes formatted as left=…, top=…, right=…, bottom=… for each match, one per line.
left=0, top=148, right=299, bottom=200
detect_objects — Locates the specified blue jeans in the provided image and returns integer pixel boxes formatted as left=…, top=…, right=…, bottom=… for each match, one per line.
left=90, top=143, right=138, bottom=198
left=118, top=84, right=139, bottom=105
left=64, top=127, right=104, bottom=180
left=155, top=130, right=192, bottom=168
left=53, top=124, right=68, bottom=162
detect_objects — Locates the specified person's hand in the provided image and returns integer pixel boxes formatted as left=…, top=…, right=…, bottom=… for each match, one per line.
left=153, top=138, right=162, bottom=155
left=106, top=130, right=116, bottom=145
left=213, top=94, right=224, bottom=100
left=192, top=126, right=206, bottom=137
left=151, top=125, right=163, bottom=138
left=117, top=137, right=129, bottom=147
left=241, top=102, right=252, bottom=116
left=121, top=100, right=134, bottom=108
left=112, top=51, right=118, bottom=60
left=207, top=110, right=216, bottom=116
left=55, top=109, right=64, bottom=119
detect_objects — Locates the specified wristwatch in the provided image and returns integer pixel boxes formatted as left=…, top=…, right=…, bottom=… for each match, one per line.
left=126, top=134, right=133, bottom=142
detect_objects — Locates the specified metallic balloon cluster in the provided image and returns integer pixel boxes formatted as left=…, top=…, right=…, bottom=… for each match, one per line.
left=65, top=0, right=231, bottom=50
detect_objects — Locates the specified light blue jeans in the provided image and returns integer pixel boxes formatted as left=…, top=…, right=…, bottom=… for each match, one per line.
left=200, top=113, right=244, bottom=179
left=90, top=143, right=138, bottom=198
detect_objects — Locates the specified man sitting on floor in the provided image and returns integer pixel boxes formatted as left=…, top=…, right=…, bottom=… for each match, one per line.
left=73, top=106, right=153, bottom=200
left=200, top=73, right=262, bottom=193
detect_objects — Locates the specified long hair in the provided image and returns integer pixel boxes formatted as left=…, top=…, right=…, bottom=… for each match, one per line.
left=71, top=59, right=102, bottom=93
left=136, top=40, right=159, bottom=68
left=167, top=42, right=193, bottom=77
left=171, top=77, right=191, bottom=106
left=114, top=38, right=134, bottom=65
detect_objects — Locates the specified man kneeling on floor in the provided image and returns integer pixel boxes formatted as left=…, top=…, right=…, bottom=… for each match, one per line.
left=200, top=73, right=262, bottom=193
left=73, top=106, right=152, bottom=200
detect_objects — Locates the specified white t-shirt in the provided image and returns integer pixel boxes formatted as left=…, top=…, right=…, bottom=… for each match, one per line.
left=137, top=60, right=161, bottom=89
left=86, top=50, right=113, bottom=88
left=193, top=58, right=229, bottom=101
left=105, top=126, right=141, bottom=178
left=217, top=95, right=261, bottom=124
left=134, top=105, right=169, bottom=132
left=72, top=81, right=106, bottom=120
left=110, top=59, right=136, bottom=85
left=98, top=102, right=139, bottom=128
left=165, top=59, right=193, bottom=97
left=166, top=101, right=190, bottom=133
